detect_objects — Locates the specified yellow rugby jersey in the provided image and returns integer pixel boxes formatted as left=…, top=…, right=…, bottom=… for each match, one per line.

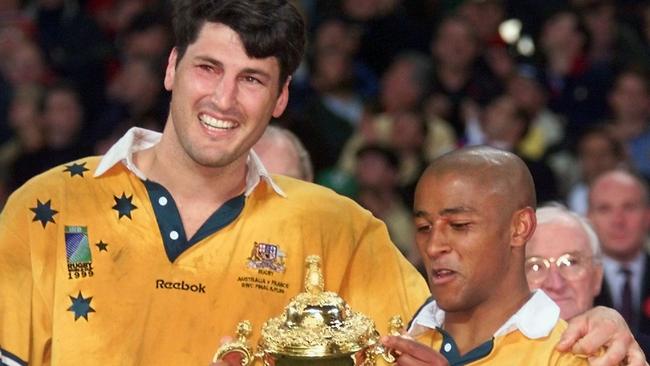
left=0, top=130, right=429, bottom=366
left=408, top=291, right=588, bottom=366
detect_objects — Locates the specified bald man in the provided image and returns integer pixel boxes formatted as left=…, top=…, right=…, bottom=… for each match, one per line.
left=380, top=146, right=587, bottom=365
left=252, top=125, right=314, bottom=181
left=589, top=170, right=650, bottom=335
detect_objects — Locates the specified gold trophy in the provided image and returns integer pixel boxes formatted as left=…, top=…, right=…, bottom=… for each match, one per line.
left=213, top=255, right=403, bottom=366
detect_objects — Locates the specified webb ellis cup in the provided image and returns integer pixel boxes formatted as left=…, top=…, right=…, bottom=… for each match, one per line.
left=213, top=255, right=403, bottom=366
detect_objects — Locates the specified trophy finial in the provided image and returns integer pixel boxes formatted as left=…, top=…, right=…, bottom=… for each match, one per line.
left=236, top=320, right=253, bottom=342
left=304, top=255, right=324, bottom=295
left=388, top=315, right=404, bottom=336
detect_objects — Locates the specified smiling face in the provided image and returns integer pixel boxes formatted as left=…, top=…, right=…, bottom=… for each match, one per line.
left=163, top=22, right=289, bottom=169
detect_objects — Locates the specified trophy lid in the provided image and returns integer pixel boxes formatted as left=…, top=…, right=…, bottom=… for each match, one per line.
left=258, top=255, right=379, bottom=359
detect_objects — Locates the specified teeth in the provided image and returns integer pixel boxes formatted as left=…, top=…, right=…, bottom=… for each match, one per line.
left=434, top=269, right=452, bottom=277
left=199, top=114, right=236, bottom=129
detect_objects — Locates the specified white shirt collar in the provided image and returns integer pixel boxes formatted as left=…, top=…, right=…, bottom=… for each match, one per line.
left=408, top=290, right=560, bottom=340
left=94, top=127, right=286, bottom=197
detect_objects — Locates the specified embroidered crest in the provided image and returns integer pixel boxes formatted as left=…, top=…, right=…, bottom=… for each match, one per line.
left=65, top=226, right=94, bottom=279
left=247, top=242, right=286, bottom=273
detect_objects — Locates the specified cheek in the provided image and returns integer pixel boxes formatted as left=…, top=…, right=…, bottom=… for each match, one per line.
left=526, top=277, right=540, bottom=290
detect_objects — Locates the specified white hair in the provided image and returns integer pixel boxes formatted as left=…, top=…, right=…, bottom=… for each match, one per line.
left=535, top=203, right=602, bottom=260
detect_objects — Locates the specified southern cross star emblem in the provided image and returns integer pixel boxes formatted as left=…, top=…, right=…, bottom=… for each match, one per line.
left=30, top=199, right=58, bottom=228
left=63, top=162, right=89, bottom=177
left=95, top=240, right=108, bottom=252
left=112, top=193, right=137, bottom=219
left=67, top=291, right=95, bottom=321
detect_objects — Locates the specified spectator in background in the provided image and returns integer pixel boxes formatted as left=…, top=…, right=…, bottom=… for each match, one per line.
left=0, top=39, right=50, bottom=91
left=0, top=85, right=44, bottom=207
left=539, top=8, right=614, bottom=144
left=337, top=52, right=456, bottom=186
left=589, top=169, right=650, bottom=335
left=290, top=17, right=377, bottom=109
left=115, top=9, right=172, bottom=65
left=8, top=82, right=92, bottom=191
left=607, top=68, right=650, bottom=182
left=428, top=15, right=502, bottom=138
left=354, top=144, right=418, bottom=268
left=253, top=124, right=314, bottom=181
left=88, top=0, right=149, bottom=40
left=526, top=203, right=650, bottom=354
left=579, top=0, right=646, bottom=71
left=507, top=64, right=566, bottom=162
left=34, top=0, right=111, bottom=124
left=457, top=0, right=505, bottom=45
left=335, top=0, right=430, bottom=76
left=566, top=125, right=627, bottom=215
left=466, top=94, right=560, bottom=204
left=526, top=204, right=603, bottom=320
left=93, top=56, right=168, bottom=153
left=289, top=18, right=365, bottom=174
left=388, top=109, right=430, bottom=205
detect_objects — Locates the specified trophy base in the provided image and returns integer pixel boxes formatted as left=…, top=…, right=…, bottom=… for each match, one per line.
left=274, top=355, right=355, bottom=366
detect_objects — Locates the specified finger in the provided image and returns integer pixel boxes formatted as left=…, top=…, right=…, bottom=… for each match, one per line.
left=569, top=329, right=613, bottom=356
left=622, top=341, right=648, bottom=366
left=586, top=334, right=632, bottom=366
left=382, top=336, right=447, bottom=363
left=557, top=316, right=588, bottom=352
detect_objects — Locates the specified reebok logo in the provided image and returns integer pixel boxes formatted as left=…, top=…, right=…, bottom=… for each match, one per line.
left=156, top=279, right=206, bottom=293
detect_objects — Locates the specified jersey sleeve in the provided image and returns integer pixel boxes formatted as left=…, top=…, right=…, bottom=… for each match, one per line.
left=0, top=191, right=53, bottom=366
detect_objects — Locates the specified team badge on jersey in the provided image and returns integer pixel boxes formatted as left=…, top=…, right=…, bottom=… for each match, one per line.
left=65, top=226, right=94, bottom=279
left=247, top=242, right=286, bottom=273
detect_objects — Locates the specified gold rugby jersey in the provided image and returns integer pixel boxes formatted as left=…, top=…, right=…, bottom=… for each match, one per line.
left=409, top=291, right=588, bottom=366
left=0, top=155, right=429, bottom=365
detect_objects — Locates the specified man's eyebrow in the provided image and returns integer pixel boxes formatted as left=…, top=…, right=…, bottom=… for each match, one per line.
left=240, top=67, right=272, bottom=81
left=195, top=55, right=221, bottom=66
left=413, top=206, right=476, bottom=218
left=439, top=207, right=476, bottom=216
left=413, top=210, right=428, bottom=218
left=194, top=56, right=272, bottom=81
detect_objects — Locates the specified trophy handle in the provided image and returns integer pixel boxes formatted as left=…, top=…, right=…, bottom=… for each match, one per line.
left=213, top=321, right=256, bottom=366
left=362, top=315, right=405, bottom=366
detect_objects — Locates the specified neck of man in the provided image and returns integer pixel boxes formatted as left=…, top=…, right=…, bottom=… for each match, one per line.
left=443, top=273, right=531, bottom=356
left=603, top=246, right=643, bottom=264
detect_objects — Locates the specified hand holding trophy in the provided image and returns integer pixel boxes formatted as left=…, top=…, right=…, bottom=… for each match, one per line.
left=213, top=255, right=403, bottom=366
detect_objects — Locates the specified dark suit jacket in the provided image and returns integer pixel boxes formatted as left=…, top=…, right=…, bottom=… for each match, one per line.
left=593, top=253, right=650, bottom=336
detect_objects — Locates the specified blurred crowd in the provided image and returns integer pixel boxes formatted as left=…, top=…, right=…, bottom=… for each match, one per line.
left=1, top=0, right=650, bottom=264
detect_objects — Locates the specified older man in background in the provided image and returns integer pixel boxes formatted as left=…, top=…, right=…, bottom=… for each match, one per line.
left=525, top=204, right=603, bottom=320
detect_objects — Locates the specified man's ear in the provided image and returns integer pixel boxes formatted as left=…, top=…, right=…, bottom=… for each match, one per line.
left=164, top=48, right=178, bottom=92
left=512, top=207, right=536, bottom=248
left=272, top=77, right=291, bottom=118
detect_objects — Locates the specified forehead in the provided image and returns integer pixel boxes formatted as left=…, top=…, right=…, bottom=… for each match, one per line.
left=592, top=176, right=644, bottom=204
left=187, top=23, right=281, bottom=77
left=528, top=219, right=591, bottom=256
left=415, top=171, right=500, bottom=211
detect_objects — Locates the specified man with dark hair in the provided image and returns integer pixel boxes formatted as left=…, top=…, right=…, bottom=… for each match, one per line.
left=0, top=1, right=429, bottom=364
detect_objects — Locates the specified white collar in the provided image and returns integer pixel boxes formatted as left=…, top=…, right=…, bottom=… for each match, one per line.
left=94, top=127, right=286, bottom=197
left=408, top=290, right=560, bottom=340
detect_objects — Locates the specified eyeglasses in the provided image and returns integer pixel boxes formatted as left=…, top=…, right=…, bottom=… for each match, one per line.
left=525, top=252, right=595, bottom=283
